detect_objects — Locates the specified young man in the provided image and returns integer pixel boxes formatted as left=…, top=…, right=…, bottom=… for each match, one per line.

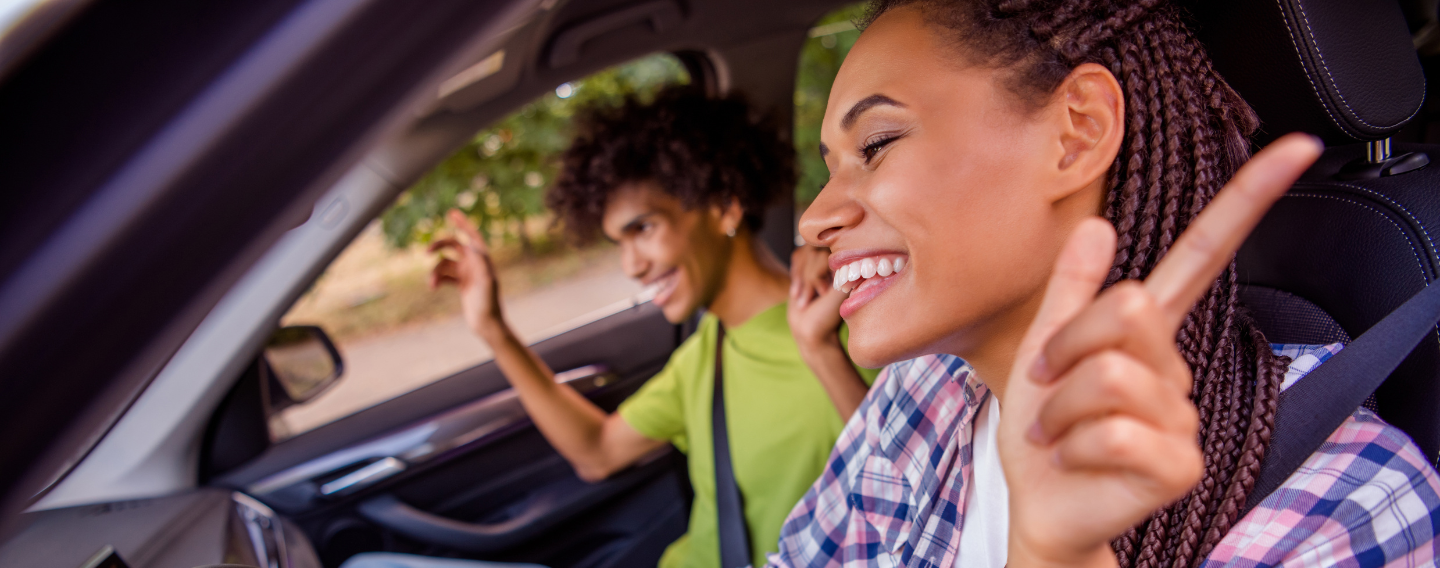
left=353, top=87, right=876, bottom=568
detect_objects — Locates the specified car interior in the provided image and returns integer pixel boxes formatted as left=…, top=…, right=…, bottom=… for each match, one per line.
left=0, top=0, right=1438, bottom=567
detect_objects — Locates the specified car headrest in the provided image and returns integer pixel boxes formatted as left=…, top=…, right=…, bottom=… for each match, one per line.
left=1183, top=0, right=1426, bottom=145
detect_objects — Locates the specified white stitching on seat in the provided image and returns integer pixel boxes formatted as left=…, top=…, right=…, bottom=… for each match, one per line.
left=1327, top=182, right=1439, bottom=266
left=1274, top=0, right=1348, bottom=136
left=1284, top=193, right=1439, bottom=345
left=1285, top=193, right=1428, bottom=277
left=1290, top=0, right=1424, bottom=131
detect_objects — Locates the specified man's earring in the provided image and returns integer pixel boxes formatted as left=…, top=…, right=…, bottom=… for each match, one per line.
left=726, top=227, right=736, bottom=238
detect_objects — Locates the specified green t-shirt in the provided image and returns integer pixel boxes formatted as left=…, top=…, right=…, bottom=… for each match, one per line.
left=618, top=302, right=879, bottom=568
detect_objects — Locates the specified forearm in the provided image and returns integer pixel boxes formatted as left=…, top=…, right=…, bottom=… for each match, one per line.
left=798, top=339, right=869, bottom=420
left=477, top=320, right=621, bottom=475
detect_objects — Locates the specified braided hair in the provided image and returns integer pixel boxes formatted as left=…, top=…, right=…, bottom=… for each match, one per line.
left=862, top=1, right=1289, bottom=566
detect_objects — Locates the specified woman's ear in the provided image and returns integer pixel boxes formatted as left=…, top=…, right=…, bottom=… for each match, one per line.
left=1046, top=62, right=1124, bottom=202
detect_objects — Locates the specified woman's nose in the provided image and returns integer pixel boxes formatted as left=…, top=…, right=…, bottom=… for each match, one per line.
left=799, top=177, right=864, bottom=247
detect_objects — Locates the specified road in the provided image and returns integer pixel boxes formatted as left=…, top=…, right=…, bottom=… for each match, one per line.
left=278, top=260, right=642, bottom=436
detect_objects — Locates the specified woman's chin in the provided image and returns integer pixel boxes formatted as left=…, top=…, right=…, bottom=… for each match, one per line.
left=843, top=324, right=922, bottom=369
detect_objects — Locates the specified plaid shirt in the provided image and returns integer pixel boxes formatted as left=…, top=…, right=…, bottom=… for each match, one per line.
left=764, top=344, right=1440, bottom=567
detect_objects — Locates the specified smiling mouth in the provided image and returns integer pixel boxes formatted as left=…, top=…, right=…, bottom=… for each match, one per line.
left=642, top=269, right=681, bottom=307
left=834, top=255, right=906, bottom=293
left=832, top=254, right=908, bottom=318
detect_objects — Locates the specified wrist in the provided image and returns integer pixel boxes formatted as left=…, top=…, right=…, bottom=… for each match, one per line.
left=796, top=332, right=844, bottom=358
left=473, top=315, right=512, bottom=342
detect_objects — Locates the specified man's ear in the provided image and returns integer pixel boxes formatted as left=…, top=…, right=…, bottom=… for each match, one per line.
left=713, top=199, right=745, bottom=236
left=1045, top=62, right=1124, bottom=202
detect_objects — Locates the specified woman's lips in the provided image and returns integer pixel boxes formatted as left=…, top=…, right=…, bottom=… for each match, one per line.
left=831, top=253, right=908, bottom=318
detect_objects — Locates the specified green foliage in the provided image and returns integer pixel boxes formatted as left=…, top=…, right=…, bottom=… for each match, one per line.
left=383, top=2, right=867, bottom=249
left=381, top=54, right=689, bottom=249
left=794, top=3, right=867, bottom=205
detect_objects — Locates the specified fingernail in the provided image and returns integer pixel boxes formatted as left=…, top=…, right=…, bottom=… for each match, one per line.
left=1029, top=354, right=1049, bottom=382
left=1027, top=421, right=1046, bottom=444
left=1051, top=449, right=1064, bottom=467
left=1306, top=133, right=1325, bottom=149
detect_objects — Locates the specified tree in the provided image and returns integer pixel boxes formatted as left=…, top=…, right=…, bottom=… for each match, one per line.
left=793, top=3, right=867, bottom=205
left=381, top=54, right=688, bottom=250
left=383, top=1, right=865, bottom=249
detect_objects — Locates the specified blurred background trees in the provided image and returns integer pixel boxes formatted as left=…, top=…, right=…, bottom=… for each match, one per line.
left=380, top=55, right=689, bottom=251
left=380, top=2, right=864, bottom=252
left=794, top=3, right=865, bottom=205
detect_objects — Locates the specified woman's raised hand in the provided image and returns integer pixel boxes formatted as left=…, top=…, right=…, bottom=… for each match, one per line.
left=429, top=209, right=505, bottom=338
left=787, top=245, right=846, bottom=350
left=999, top=133, right=1323, bottom=568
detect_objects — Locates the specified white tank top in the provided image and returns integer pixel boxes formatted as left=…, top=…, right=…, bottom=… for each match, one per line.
left=955, top=394, right=1009, bottom=568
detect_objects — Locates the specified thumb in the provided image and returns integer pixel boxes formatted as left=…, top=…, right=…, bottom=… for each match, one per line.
left=1020, top=218, right=1117, bottom=370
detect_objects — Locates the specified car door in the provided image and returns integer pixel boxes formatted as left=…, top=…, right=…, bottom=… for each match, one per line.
left=187, top=48, right=704, bottom=568
left=217, top=304, right=693, bottom=568
left=0, top=0, right=857, bottom=566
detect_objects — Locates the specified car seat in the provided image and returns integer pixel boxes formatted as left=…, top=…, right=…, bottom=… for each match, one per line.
left=1180, top=0, right=1439, bottom=467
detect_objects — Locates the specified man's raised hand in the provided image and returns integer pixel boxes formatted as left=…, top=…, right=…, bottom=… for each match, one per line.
left=429, top=209, right=505, bottom=338
left=999, top=133, right=1323, bottom=568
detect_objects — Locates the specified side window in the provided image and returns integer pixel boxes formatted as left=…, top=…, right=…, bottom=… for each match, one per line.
left=795, top=3, right=866, bottom=207
left=274, top=54, right=690, bottom=440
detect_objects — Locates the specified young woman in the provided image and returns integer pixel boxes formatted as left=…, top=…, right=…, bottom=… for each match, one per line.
left=767, top=1, right=1440, bottom=567
left=348, top=87, right=877, bottom=568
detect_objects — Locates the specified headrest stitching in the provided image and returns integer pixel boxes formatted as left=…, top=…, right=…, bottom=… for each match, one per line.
left=1325, top=181, right=1438, bottom=269
left=1284, top=192, right=1427, bottom=279
left=1272, top=0, right=1349, bottom=138
left=1291, top=0, right=1422, bottom=132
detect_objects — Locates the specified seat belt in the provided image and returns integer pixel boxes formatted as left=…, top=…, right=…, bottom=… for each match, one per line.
left=1245, top=282, right=1440, bottom=514
left=712, top=325, right=752, bottom=568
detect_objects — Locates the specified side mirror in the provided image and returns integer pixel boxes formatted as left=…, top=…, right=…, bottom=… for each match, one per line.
left=263, top=325, right=343, bottom=410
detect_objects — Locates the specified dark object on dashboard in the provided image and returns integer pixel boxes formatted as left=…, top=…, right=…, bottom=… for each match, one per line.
left=79, top=546, right=129, bottom=568
left=0, top=489, right=276, bottom=568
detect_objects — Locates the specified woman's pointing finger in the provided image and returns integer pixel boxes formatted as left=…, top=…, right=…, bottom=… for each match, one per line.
left=1144, top=133, right=1322, bottom=330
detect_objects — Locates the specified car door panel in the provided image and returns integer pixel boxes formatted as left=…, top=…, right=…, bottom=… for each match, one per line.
left=214, top=302, right=690, bottom=566
left=0, top=488, right=323, bottom=568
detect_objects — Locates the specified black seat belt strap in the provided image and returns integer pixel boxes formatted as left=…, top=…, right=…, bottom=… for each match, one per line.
left=1246, top=282, right=1440, bottom=514
left=712, top=325, right=752, bottom=568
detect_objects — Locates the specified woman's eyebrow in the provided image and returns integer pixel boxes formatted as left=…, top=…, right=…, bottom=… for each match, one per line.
left=841, top=94, right=906, bottom=130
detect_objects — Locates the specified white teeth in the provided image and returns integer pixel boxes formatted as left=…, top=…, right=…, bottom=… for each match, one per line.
left=860, top=258, right=876, bottom=279
left=831, top=256, right=907, bottom=293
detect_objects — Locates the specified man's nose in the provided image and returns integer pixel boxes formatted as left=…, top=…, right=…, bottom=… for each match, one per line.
left=620, top=243, right=647, bottom=279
